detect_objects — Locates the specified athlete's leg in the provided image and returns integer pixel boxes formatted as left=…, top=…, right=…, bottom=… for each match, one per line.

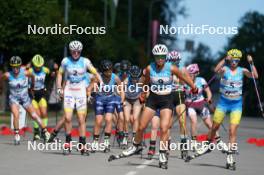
left=132, top=100, right=142, bottom=136
left=159, top=109, right=172, bottom=150
left=10, top=104, right=20, bottom=131
left=39, top=98, right=48, bottom=127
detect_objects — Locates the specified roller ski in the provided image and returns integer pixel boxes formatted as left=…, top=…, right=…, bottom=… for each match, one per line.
left=14, top=134, right=20, bottom=145
left=226, top=150, right=236, bottom=171
left=159, top=151, right=168, bottom=169
left=108, top=144, right=143, bottom=162
left=180, top=138, right=189, bottom=160
left=103, top=139, right=111, bottom=153
left=185, top=141, right=212, bottom=162
left=62, top=142, right=72, bottom=155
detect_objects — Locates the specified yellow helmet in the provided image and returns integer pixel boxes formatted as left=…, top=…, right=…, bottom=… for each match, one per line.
left=227, top=49, right=242, bottom=59
left=32, top=54, right=44, bottom=67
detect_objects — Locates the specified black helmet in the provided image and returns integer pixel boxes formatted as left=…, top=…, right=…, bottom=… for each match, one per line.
left=121, top=60, right=131, bottom=72
left=113, top=62, right=121, bottom=73
left=10, top=56, right=22, bottom=67
left=100, top=59, right=113, bottom=72
left=129, top=65, right=142, bottom=79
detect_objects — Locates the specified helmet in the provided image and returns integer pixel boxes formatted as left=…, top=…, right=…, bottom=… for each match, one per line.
left=227, top=49, right=242, bottom=59
left=152, top=44, right=168, bottom=56
left=187, top=64, right=199, bottom=74
left=113, top=62, right=121, bottom=73
left=121, top=60, right=131, bottom=72
left=166, top=50, right=181, bottom=63
left=129, top=65, right=142, bottom=79
left=10, top=56, right=22, bottom=67
left=69, top=40, right=83, bottom=51
left=100, top=59, right=113, bottom=72
left=32, top=54, right=44, bottom=67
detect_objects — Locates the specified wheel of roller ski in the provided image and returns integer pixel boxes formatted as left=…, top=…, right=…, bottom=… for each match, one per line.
left=108, top=155, right=116, bottom=162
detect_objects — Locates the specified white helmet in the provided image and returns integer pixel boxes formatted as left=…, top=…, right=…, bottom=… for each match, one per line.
left=69, top=40, right=83, bottom=51
left=152, top=44, right=168, bottom=56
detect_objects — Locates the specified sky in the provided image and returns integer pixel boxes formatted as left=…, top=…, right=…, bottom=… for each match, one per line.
left=173, top=0, right=264, bottom=57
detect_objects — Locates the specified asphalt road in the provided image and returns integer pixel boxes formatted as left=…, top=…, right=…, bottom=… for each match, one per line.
left=0, top=116, right=264, bottom=175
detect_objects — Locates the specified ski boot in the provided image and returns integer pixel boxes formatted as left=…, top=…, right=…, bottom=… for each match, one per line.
left=14, top=133, right=20, bottom=145
left=185, top=141, right=212, bottom=162
left=41, top=128, right=50, bottom=143
left=104, top=139, right=111, bottom=153
left=33, top=128, right=41, bottom=141
left=226, top=150, right=236, bottom=171
left=216, top=138, right=229, bottom=153
left=180, top=138, right=188, bottom=160
left=120, top=136, right=128, bottom=149
left=91, top=139, right=99, bottom=153
left=47, top=130, right=59, bottom=143
left=79, top=137, right=89, bottom=156
left=147, top=147, right=155, bottom=160
left=108, top=143, right=143, bottom=162
left=62, top=134, right=72, bottom=155
left=159, top=151, right=168, bottom=169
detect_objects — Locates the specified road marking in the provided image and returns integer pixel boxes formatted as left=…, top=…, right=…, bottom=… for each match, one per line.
left=125, top=171, right=137, bottom=175
left=136, top=159, right=154, bottom=169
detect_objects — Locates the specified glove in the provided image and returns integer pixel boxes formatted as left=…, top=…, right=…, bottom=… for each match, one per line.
left=87, top=95, right=93, bottom=104
left=57, top=88, right=63, bottom=97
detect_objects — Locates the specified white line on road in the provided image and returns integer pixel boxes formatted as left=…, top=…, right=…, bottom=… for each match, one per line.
left=125, top=171, right=137, bottom=175
left=136, top=159, right=154, bottom=169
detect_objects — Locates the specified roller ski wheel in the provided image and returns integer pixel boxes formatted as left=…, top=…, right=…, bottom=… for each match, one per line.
left=159, top=162, right=168, bottom=169
left=185, top=149, right=211, bottom=162
left=104, top=147, right=111, bottom=153
left=226, top=162, right=236, bottom=171
left=108, top=154, right=126, bottom=162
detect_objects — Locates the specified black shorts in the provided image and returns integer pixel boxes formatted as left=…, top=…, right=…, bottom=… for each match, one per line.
left=172, top=91, right=185, bottom=107
left=146, top=92, right=173, bottom=111
left=32, top=89, right=47, bottom=102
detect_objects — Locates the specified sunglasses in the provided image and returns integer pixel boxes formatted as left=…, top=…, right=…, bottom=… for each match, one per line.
left=154, top=55, right=167, bottom=60
left=230, top=59, right=240, bottom=64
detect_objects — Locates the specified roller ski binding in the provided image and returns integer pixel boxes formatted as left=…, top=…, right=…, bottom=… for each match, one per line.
left=159, top=151, right=168, bottom=169
left=180, top=138, right=189, bottom=160
left=226, top=151, right=236, bottom=171
left=108, top=144, right=143, bottom=162
left=41, top=128, right=50, bottom=143
left=185, top=141, right=212, bottom=162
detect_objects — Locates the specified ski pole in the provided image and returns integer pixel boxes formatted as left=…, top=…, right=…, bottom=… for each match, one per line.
left=249, top=62, right=264, bottom=117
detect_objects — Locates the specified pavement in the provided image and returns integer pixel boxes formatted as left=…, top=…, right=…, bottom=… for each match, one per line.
left=0, top=115, right=264, bottom=175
